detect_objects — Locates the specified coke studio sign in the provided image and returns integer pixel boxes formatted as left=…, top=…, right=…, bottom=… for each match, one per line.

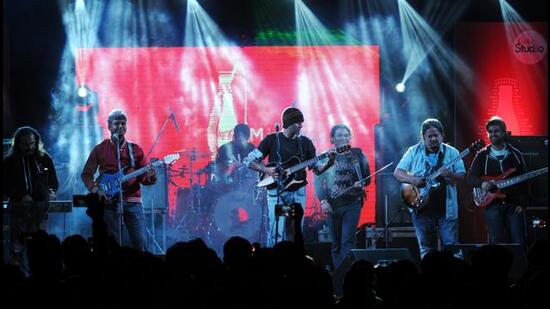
left=513, top=30, right=547, bottom=64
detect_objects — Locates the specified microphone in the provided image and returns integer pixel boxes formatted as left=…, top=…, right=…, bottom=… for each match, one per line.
left=171, top=111, right=180, bottom=132
left=113, top=128, right=123, bottom=141
left=275, top=123, right=280, bottom=132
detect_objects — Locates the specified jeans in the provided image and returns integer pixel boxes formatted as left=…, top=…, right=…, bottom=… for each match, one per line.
left=328, top=199, right=362, bottom=269
left=411, top=212, right=458, bottom=259
left=103, top=201, right=146, bottom=251
left=483, top=202, right=526, bottom=245
left=266, top=187, right=306, bottom=247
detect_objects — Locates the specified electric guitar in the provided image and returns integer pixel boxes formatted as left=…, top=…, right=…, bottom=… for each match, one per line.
left=256, top=144, right=351, bottom=191
left=400, top=139, right=485, bottom=210
left=96, top=153, right=180, bottom=199
left=472, top=167, right=548, bottom=208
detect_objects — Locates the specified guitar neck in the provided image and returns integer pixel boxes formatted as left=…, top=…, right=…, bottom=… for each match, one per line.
left=120, top=162, right=161, bottom=183
left=428, top=148, right=470, bottom=180
left=497, top=167, right=548, bottom=189
left=287, top=153, right=328, bottom=174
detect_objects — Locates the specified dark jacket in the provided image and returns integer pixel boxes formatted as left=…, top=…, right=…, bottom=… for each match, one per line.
left=467, top=144, right=528, bottom=207
left=3, top=152, right=59, bottom=201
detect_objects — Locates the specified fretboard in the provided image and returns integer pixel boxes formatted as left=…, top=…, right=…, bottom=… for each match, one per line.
left=121, top=161, right=163, bottom=184
left=287, top=152, right=329, bottom=174
left=497, top=167, right=548, bottom=189
left=428, top=148, right=471, bottom=181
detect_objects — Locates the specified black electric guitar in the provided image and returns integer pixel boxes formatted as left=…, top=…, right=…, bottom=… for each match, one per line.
left=256, top=144, right=351, bottom=191
left=96, top=153, right=180, bottom=199
left=400, top=139, right=485, bottom=210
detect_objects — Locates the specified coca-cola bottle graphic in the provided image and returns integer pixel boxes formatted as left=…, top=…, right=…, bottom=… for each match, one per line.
left=207, top=66, right=238, bottom=160
left=479, top=78, right=533, bottom=139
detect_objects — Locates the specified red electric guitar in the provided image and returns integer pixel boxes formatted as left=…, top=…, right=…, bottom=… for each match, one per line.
left=472, top=167, right=548, bottom=208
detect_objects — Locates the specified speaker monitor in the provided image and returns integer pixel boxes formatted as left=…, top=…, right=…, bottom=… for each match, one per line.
left=332, top=248, right=413, bottom=297
left=507, top=136, right=548, bottom=207
left=141, top=163, right=169, bottom=210
left=443, top=244, right=528, bottom=283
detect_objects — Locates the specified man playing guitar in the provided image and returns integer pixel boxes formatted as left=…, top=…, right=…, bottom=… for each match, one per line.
left=81, top=109, right=157, bottom=251
left=394, top=119, right=466, bottom=259
left=467, top=116, right=527, bottom=245
left=244, top=106, right=336, bottom=247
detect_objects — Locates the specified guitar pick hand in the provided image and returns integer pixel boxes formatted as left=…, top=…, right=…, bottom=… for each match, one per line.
left=481, top=180, right=497, bottom=193
left=439, top=167, right=451, bottom=177
left=413, top=177, right=427, bottom=188
left=96, top=190, right=111, bottom=204
left=265, top=166, right=279, bottom=178
left=145, top=165, right=157, bottom=181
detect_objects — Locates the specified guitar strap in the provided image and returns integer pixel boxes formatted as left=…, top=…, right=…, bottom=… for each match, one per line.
left=435, top=144, right=445, bottom=170
left=425, top=144, right=446, bottom=173
left=127, top=142, right=136, bottom=168
left=275, top=132, right=282, bottom=164
left=297, top=136, right=304, bottom=161
left=353, top=152, right=363, bottom=181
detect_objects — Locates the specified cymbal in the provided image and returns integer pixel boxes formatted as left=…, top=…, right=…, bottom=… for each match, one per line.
left=174, top=149, right=211, bottom=158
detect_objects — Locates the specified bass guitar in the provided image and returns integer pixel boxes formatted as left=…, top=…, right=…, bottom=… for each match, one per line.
left=96, top=153, right=180, bottom=199
left=400, top=139, right=485, bottom=210
left=257, top=144, right=351, bottom=191
left=472, top=167, right=548, bottom=208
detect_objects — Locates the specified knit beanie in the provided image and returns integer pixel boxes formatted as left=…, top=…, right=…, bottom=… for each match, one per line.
left=281, top=107, right=304, bottom=128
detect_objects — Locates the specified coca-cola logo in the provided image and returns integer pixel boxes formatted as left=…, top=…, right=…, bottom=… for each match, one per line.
left=513, top=30, right=547, bottom=64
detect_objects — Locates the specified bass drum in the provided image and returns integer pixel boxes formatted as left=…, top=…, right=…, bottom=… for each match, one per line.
left=206, top=188, right=267, bottom=255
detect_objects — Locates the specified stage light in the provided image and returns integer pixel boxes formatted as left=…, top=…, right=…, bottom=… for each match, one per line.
left=395, top=82, right=406, bottom=93
left=77, top=85, right=89, bottom=98
left=398, top=0, right=471, bottom=85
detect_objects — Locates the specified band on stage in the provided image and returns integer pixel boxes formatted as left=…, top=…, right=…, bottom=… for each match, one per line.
left=3, top=110, right=547, bottom=262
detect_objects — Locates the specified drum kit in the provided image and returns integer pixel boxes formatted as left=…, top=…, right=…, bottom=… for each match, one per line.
left=172, top=148, right=267, bottom=252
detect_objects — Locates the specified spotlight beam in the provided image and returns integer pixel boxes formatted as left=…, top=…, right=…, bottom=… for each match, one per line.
left=398, top=0, right=471, bottom=85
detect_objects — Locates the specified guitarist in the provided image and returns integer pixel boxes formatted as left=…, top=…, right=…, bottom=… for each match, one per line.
left=314, top=124, right=370, bottom=268
left=467, top=116, right=527, bottom=245
left=81, top=109, right=157, bottom=251
left=244, top=106, right=336, bottom=247
left=394, top=119, right=466, bottom=259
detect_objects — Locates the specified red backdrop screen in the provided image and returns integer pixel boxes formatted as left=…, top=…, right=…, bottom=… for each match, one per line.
left=76, top=45, right=380, bottom=224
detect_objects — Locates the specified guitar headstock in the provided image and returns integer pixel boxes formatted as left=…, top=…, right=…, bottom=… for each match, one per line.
left=162, top=153, right=181, bottom=165
left=469, top=139, right=485, bottom=152
left=335, top=144, right=351, bottom=154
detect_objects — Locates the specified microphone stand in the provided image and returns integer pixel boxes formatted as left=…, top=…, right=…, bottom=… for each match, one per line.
left=145, top=112, right=176, bottom=162
left=274, top=130, right=284, bottom=245
left=115, top=134, right=124, bottom=246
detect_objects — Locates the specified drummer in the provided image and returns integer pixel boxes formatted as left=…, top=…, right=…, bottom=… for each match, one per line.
left=214, top=123, right=256, bottom=184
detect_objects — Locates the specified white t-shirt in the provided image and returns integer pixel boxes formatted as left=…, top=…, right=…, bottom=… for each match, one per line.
left=490, top=146, right=509, bottom=160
